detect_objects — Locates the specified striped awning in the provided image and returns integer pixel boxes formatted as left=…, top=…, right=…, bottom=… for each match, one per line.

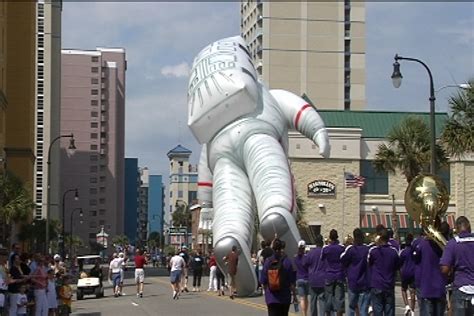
left=360, top=212, right=456, bottom=229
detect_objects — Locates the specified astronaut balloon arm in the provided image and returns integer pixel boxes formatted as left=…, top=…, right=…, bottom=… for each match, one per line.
left=270, top=89, right=330, bottom=158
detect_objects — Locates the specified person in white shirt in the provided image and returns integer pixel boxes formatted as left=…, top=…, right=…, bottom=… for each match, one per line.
left=169, top=253, right=185, bottom=300
left=118, top=253, right=125, bottom=296
left=16, top=285, right=28, bottom=316
left=46, top=269, right=58, bottom=314
left=108, top=254, right=122, bottom=297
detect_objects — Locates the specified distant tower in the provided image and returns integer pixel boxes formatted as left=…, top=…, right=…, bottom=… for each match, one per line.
left=166, top=145, right=198, bottom=227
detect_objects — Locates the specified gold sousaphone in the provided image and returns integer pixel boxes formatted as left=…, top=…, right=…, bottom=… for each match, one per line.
left=404, top=174, right=450, bottom=249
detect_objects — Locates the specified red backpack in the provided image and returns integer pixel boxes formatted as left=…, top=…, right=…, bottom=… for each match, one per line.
left=267, top=256, right=286, bottom=291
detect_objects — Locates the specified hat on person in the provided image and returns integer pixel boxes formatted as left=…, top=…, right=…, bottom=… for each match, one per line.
left=53, top=254, right=61, bottom=261
left=118, top=252, right=124, bottom=258
left=182, top=245, right=188, bottom=250
left=189, top=204, right=201, bottom=211
left=298, top=240, right=306, bottom=248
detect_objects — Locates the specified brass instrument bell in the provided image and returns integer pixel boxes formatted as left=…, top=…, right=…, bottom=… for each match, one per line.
left=404, top=174, right=450, bottom=249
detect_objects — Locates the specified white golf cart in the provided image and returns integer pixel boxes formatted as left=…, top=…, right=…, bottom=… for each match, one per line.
left=76, top=255, right=104, bottom=300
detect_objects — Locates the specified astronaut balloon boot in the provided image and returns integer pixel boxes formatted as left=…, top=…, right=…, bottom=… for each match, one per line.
left=187, top=36, right=331, bottom=296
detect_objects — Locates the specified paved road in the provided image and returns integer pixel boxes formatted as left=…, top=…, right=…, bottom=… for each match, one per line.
left=72, top=267, right=415, bottom=316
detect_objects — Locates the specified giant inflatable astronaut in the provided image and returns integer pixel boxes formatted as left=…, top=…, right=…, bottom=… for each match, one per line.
left=187, top=36, right=330, bottom=296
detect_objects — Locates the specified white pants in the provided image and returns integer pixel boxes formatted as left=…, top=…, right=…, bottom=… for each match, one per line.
left=34, top=289, right=48, bottom=316
left=208, top=265, right=217, bottom=290
left=8, top=293, right=18, bottom=316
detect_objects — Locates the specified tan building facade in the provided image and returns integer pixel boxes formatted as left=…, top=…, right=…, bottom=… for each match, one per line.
left=289, top=110, right=472, bottom=242
left=2, top=2, right=37, bottom=188
left=241, top=0, right=366, bottom=110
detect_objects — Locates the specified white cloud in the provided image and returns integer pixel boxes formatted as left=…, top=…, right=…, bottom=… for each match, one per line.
left=160, top=62, right=191, bottom=78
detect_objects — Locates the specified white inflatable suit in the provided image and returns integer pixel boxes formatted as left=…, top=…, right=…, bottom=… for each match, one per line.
left=187, top=36, right=330, bottom=296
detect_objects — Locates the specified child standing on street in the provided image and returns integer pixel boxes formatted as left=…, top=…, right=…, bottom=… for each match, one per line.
left=16, top=285, right=29, bottom=316
left=58, top=276, right=72, bottom=316
left=47, top=269, right=58, bottom=316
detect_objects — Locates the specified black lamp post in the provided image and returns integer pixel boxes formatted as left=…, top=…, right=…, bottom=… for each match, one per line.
left=69, top=207, right=83, bottom=258
left=391, top=54, right=436, bottom=175
left=60, top=188, right=78, bottom=258
left=46, top=133, right=76, bottom=253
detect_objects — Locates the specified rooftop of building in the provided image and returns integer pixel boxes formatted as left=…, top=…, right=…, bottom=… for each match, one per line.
left=318, top=110, right=448, bottom=139
left=167, top=144, right=192, bottom=158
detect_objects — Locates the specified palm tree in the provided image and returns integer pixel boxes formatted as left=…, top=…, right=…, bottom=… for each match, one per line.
left=18, top=219, right=59, bottom=253
left=441, top=80, right=474, bottom=158
left=373, top=116, right=447, bottom=183
left=0, top=172, right=35, bottom=246
left=65, top=234, right=84, bottom=257
left=172, top=204, right=191, bottom=227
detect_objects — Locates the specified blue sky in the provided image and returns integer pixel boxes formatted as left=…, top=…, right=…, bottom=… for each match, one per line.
left=62, top=2, right=473, bottom=179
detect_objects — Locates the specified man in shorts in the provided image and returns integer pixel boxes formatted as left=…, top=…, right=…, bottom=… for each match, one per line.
left=134, top=249, right=147, bottom=298
left=169, top=251, right=185, bottom=300
left=108, top=253, right=122, bottom=297
left=223, top=245, right=239, bottom=299
left=178, top=246, right=190, bottom=293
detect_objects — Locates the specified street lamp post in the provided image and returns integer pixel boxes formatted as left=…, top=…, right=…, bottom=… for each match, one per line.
left=391, top=54, right=436, bottom=174
left=69, top=207, right=83, bottom=258
left=46, top=133, right=76, bottom=253
left=60, top=188, right=79, bottom=259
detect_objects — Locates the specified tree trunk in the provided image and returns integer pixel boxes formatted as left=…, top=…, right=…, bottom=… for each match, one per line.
left=392, top=194, right=399, bottom=241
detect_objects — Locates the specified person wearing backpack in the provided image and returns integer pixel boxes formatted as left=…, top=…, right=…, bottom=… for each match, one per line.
left=260, top=238, right=296, bottom=316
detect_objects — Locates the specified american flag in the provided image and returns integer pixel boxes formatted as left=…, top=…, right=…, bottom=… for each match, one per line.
left=345, top=172, right=365, bottom=188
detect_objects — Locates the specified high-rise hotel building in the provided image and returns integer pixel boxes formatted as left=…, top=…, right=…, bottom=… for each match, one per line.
left=60, top=48, right=126, bottom=250
left=241, top=0, right=366, bottom=110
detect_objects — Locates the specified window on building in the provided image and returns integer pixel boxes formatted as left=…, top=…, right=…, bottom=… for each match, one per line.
left=100, top=187, right=106, bottom=194
left=90, top=155, right=98, bottom=161
left=91, top=56, right=99, bottom=63
left=90, top=166, right=98, bottom=173
left=360, top=160, right=388, bottom=194
left=90, top=177, right=97, bottom=184
left=178, top=190, right=183, bottom=198
left=91, top=111, right=98, bottom=117
left=90, top=133, right=98, bottom=139
left=99, top=220, right=105, bottom=226
left=91, top=89, right=99, bottom=95
left=91, top=100, right=98, bottom=106
left=89, top=199, right=97, bottom=206
left=89, top=210, right=97, bottom=217
left=100, top=165, right=106, bottom=172
left=99, top=198, right=105, bottom=204
left=91, top=78, right=99, bottom=84
left=91, top=122, right=98, bottom=128
left=90, top=144, right=98, bottom=150
left=178, top=167, right=183, bottom=174
left=90, top=188, right=97, bottom=195
left=91, top=67, right=99, bottom=73
left=170, top=191, right=173, bottom=197
left=99, top=209, right=106, bottom=216
left=99, top=176, right=106, bottom=183
left=89, top=221, right=97, bottom=229
left=188, top=191, right=197, bottom=203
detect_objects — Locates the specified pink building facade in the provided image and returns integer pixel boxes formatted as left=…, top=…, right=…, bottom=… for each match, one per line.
left=60, top=48, right=126, bottom=254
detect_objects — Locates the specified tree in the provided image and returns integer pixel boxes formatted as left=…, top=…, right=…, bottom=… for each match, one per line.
left=172, top=204, right=191, bottom=227
left=65, top=235, right=84, bottom=257
left=148, top=231, right=161, bottom=248
left=0, top=172, right=35, bottom=246
left=441, top=80, right=474, bottom=158
left=17, top=219, right=59, bottom=253
left=373, top=116, right=447, bottom=183
left=112, top=234, right=129, bottom=249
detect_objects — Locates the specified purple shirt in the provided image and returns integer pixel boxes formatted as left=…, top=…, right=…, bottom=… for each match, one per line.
left=440, top=232, right=474, bottom=288
left=413, top=238, right=446, bottom=298
left=412, top=236, right=423, bottom=288
left=306, top=247, right=325, bottom=288
left=399, top=245, right=415, bottom=281
left=388, top=238, right=400, bottom=251
left=340, top=244, right=370, bottom=291
left=321, top=241, right=345, bottom=283
left=294, top=254, right=308, bottom=281
left=260, top=254, right=296, bottom=305
left=368, top=244, right=400, bottom=291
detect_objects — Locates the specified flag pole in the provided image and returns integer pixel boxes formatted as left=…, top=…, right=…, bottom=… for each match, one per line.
left=342, top=167, right=345, bottom=237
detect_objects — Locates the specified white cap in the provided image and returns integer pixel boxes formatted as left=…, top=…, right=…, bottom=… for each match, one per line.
left=298, top=240, right=306, bottom=248
left=189, top=204, right=201, bottom=211
left=53, top=254, right=61, bottom=261
left=118, top=252, right=124, bottom=258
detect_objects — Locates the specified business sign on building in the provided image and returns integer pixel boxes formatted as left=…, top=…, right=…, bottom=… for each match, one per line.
left=307, top=180, right=336, bottom=196
left=169, top=227, right=188, bottom=235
